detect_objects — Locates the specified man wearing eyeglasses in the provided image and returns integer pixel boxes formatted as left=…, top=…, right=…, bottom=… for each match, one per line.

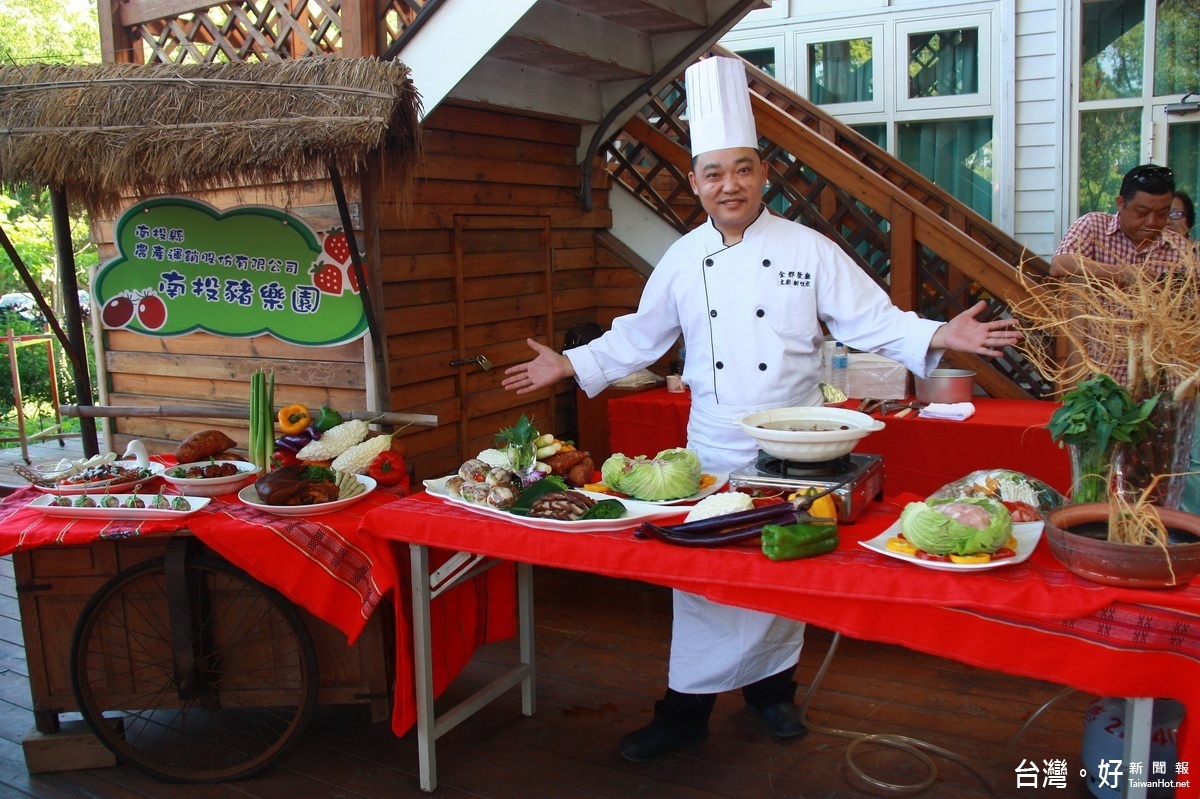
left=1050, top=164, right=1191, bottom=387
left=1052, top=165, right=1187, bottom=279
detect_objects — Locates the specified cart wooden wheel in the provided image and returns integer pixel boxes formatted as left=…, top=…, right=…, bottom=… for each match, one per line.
left=70, top=543, right=319, bottom=783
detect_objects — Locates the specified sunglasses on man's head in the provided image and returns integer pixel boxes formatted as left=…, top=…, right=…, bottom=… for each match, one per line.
left=1131, top=166, right=1174, bottom=183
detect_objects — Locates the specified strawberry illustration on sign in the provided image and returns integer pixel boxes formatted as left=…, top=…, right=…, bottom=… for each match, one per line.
left=322, top=227, right=351, bottom=265
left=312, top=262, right=343, bottom=295
left=347, top=267, right=360, bottom=293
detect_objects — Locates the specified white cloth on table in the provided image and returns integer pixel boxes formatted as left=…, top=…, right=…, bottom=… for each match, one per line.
left=919, top=402, right=976, bottom=421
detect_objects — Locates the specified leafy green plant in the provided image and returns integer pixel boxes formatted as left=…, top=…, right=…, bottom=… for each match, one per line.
left=1047, top=375, right=1158, bottom=503
left=1048, top=375, right=1158, bottom=450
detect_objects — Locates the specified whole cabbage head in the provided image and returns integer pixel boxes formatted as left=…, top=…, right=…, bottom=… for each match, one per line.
left=600, top=447, right=702, bottom=501
left=899, top=496, right=1013, bottom=555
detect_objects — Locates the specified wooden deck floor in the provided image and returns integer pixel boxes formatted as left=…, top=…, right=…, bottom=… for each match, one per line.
left=0, top=440, right=1098, bottom=798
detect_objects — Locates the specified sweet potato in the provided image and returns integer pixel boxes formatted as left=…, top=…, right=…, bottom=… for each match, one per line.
left=176, top=430, right=237, bottom=464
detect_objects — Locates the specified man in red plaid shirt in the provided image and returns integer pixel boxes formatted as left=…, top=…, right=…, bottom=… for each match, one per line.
left=1051, top=164, right=1192, bottom=387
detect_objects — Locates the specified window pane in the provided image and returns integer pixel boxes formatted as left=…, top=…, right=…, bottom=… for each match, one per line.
left=897, top=119, right=993, bottom=218
left=1080, top=0, right=1144, bottom=101
left=908, top=29, right=979, bottom=98
left=1077, top=108, right=1141, bottom=214
left=809, top=38, right=873, bottom=104
left=738, top=48, right=776, bottom=78
left=1167, top=120, right=1199, bottom=229
left=1154, top=0, right=1200, bottom=96
left=850, top=123, right=887, bottom=149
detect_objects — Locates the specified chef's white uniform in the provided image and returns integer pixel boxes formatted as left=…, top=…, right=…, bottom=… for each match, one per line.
left=569, top=209, right=944, bottom=693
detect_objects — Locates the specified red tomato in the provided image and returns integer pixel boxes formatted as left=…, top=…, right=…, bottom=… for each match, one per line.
left=101, top=295, right=135, bottom=328
left=990, top=547, right=1017, bottom=560
left=136, top=294, right=167, bottom=330
left=1001, top=500, right=1041, bottom=523
left=914, top=550, right=951, bottom=562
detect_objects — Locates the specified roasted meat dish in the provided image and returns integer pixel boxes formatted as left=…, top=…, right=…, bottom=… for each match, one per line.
left=254, top=465, right=340, bottom=506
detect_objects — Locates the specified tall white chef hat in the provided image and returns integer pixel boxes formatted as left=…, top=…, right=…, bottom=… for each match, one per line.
left=684, top=56, right=758, bottom=158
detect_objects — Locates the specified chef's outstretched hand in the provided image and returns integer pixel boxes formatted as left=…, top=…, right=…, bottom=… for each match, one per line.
left=502, top=338, right=576, bottom=395
left=930, top=301, right=1022, bottom=358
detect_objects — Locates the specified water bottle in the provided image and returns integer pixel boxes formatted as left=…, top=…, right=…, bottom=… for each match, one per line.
left=831, top=342, right=849, bottom=395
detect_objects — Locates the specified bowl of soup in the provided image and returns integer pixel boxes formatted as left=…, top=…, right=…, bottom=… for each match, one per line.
left=735, top=406, right=885, bottom=462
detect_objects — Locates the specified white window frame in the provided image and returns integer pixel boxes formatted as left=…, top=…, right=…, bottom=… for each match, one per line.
left=794, top=25, right=886, bottom=116
left=723, top=33, right=790, bottom=84
left=894, top=12, right=995, bottom=113
left=1066, top=0, right=1198, bottom=218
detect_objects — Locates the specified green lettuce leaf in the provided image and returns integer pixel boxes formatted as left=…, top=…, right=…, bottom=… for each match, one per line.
left=599, top=448, right=701, bottom=501
left=899, top=497, right=1013, bottom=555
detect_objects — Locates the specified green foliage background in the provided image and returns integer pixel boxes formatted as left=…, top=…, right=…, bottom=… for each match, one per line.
left=0, top=0, right=101, bottom=427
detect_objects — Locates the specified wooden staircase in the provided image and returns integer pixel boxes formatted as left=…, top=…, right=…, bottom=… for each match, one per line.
left=601, top=47, right=1055, bottom=400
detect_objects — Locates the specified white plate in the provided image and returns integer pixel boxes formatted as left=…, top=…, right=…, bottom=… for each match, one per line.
left=858, top=520, right=1044, bottom=572
left=596, top=472, right=731, bottom=505
left=35, top=463, right=165, bottom=496
left=237, top=474, right=376, bottom=516
left=161, top=461, right=261, bottom=497
left=29, top=493, right=210, bottom=520
left=422, top=476, right=686, bottom=531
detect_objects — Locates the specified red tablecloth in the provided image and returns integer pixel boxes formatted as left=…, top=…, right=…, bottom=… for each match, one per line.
left=0, top=466, right=516, bottom=740
left=607, top=388, right=1073, bottom=497
left=360, top=492, right=1200, bottom=795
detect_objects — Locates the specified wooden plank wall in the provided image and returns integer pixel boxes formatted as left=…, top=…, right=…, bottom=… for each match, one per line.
left=88, top=106, right=665, bottom=476
left=89, top=179, right=372, bottom=457
left=375, top=103, right=654, bottom=481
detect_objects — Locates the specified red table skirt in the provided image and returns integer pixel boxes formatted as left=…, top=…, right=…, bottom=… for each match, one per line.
left=0, top=467, right=516, bottom=741
left=361, top=491, right=1200, bottom=795
left=607, top=388, right=1073, bottom=497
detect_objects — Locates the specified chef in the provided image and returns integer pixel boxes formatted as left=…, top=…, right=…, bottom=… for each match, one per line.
left=502, top=56, right=1020, bottom=762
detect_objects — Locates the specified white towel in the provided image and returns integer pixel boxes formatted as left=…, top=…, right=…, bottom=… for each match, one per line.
left=918, top=402, right=976, bottom=421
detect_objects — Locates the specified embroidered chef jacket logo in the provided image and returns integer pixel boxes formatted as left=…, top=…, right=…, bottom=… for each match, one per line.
left=779, top=270, right=812, bottom=288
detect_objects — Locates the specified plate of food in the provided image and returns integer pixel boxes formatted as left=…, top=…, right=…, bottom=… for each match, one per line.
left=35, top=462, right=165, bottom=496
left=585, top=472, right=730, bottom=506
left=29, top=492, right=210, bottom=520
left=238, top=466, right=375, bottom=516
left=161, top=460, right=261, bottom=497
left=859, top=518, right=1044, bottom=572
left=422, top=476, right=686, bottom=532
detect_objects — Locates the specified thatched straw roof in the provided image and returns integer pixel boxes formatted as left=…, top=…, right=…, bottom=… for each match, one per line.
left=0, top=58, right=421, bottom=210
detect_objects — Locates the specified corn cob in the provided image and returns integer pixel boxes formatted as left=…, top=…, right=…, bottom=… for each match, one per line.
left=331, top=432, right=395, bottom=474
left=297, top=419, right=369, bottom=461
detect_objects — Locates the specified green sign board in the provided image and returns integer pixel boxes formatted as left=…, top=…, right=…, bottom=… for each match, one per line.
left=94, top=197, right=367, bottom=346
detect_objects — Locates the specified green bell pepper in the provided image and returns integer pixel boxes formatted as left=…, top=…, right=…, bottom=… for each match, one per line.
left=761, top=522, right=839, bottom=561
left=313, top=406, right=344, bottom=432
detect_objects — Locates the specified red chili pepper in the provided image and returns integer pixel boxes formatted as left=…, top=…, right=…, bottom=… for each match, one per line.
left=368, top=450, right=407, bottom=487
left=271, top=448, right=301, bottom=469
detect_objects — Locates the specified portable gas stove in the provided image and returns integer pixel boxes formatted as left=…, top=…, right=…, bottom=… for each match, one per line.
left=728, top=452, right=884, bottom=522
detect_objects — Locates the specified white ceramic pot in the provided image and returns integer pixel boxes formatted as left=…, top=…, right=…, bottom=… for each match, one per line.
left=735, top=406, right=884, bottom=462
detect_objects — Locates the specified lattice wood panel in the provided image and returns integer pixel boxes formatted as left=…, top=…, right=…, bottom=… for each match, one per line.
left=134, top=0, right=344, bottom=63
left=379, top=0, right=424, bottom=53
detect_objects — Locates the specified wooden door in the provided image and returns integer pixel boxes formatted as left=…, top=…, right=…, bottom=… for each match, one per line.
left=452, top=214, right=555, bottom=463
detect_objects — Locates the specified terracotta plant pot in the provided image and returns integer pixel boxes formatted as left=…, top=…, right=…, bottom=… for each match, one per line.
left=1044, top=502, right=1200, bottom=589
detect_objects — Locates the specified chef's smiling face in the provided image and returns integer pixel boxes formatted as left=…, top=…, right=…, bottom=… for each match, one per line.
left=689, top=147, right=768, bottom=245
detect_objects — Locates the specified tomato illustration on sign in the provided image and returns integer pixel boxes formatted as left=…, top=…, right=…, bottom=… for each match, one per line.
left=101, top=295, right=136, bottom=328
left=136, top=293, right=168, bottom=330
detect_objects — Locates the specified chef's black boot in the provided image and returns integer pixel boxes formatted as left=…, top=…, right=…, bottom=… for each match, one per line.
left=619, top=689, right=715, bottom=762
left=743, top=666, right=807, bottom=739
